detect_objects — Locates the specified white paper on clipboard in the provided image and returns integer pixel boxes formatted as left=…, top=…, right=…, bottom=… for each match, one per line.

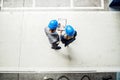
left=58, top=18, right=67, bottom=31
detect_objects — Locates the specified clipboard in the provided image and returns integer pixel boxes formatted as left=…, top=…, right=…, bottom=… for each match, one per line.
left=58, top=18, right=67, bottom=31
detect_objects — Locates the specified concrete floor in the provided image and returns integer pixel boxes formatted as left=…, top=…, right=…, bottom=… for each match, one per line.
left=0, top=11, right=120, bottom=72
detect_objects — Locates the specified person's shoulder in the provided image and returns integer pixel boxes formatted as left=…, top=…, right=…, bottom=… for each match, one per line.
left=44, top=27, right=49, bottom=30
left=75, top=31, right=77, bottom=34
left=74, top=31, right=77, bottom=37
left=44, top=26, right=48, bottom=29
left=44, top=27, right=50, bottom=33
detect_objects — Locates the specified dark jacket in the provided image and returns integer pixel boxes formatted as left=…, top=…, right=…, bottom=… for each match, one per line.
left=61, top=31, right=77, bottom=47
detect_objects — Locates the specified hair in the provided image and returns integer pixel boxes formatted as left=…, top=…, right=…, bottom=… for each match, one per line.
left=50, top=29, right=56, bottom=33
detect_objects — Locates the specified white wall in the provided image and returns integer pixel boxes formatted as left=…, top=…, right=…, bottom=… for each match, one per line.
left=0, top=11, right=120, bottom=71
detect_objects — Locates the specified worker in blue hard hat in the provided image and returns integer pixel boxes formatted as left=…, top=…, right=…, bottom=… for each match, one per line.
left=44, top=20, right=61, bottom=50
left=60, top=25, right=77, bottom=47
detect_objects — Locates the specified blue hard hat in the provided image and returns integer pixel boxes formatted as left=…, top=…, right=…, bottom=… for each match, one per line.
left=48, top=20, right=58, bottom=30
left=65, top=25, right=75, bottom=36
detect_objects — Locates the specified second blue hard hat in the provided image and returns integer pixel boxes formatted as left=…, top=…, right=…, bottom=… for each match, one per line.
left=65, top=25, right=75, bottom=36
left=48, top=20, right=58, bottom=30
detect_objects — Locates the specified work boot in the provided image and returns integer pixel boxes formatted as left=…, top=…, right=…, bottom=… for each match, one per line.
left=65, top=43, right=69, bottom=47
left=51, top=46, right=61, bottom=50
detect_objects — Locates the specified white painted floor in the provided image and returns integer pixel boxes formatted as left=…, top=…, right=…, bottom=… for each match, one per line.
left=0, top=11, right=120, bottom=72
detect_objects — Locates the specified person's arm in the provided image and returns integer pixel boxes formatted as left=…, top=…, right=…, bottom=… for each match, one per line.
left=74, top=31, right=77, bottom=38
left=58, top=24, right=65, bottom=35
left=44, top=27, right=48, bottom=36
left=64, top=38, right=76, bottom=47
left=59, top=30, right=63, bottom=36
